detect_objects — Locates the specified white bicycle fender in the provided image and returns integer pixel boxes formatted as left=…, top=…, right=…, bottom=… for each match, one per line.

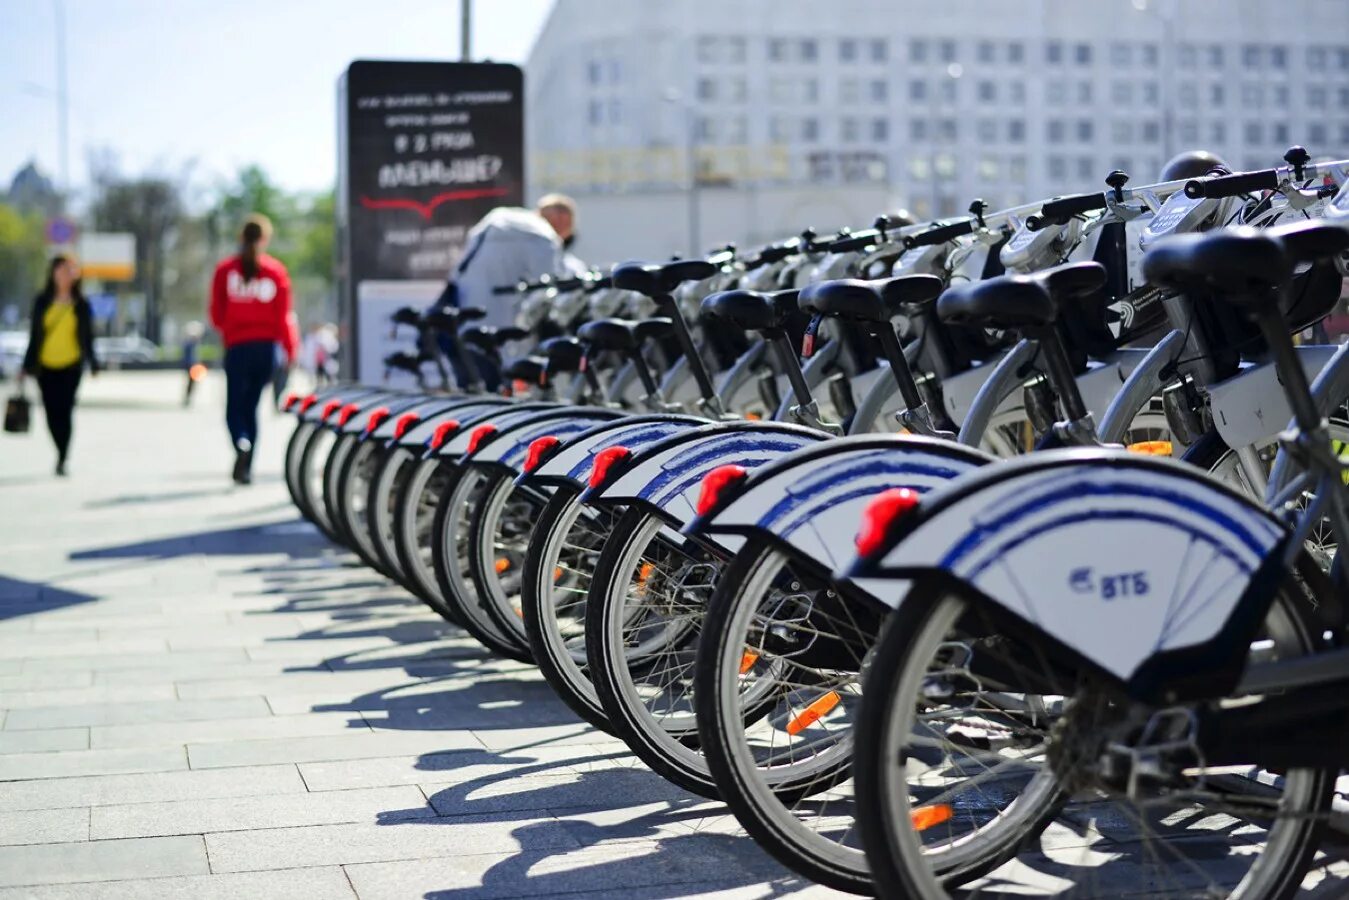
left=467, top=408, right=622, bottom=472
left=523, top=414, right=706, bottom=487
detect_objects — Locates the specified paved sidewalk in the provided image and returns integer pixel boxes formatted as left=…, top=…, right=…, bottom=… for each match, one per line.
left=0, top=372, right=842, bottom=899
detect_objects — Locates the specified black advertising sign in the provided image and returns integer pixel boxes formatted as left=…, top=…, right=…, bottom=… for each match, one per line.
left=338, top=60, right=524, bottom=379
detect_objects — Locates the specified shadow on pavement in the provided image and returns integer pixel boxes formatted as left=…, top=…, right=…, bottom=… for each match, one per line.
left=83, top=486, right=237, bottom=508
left=0, top=574, right=100, bottom=622
left=68, top=518, right=329, bottom=562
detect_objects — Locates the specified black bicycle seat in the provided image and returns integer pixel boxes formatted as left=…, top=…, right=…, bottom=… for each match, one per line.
left=501, top=356, right=547, bottom=383
left=1035, top=261, right=1107, bottom=302
left=801, top=276, right=942, bottom=323
left=1142, top=228, right=1291, bottom=306
left=633, top=317, right=674, bottom=344
left=494, top=326, right=530, bottom=345
left=539, top=336, right=585, bottom=371
left=938, top=275, right=1057, bottom=330
left=612, top=259, right=719, bottom=297
left=383, top=351, right=422, bottom=372
left=578, top=318, right=639, bottom=352
left=584, top=275, right=614, bottom=292
left=701, top=289, right=798, bottom=333
left=391, top=307, right=423, bottom=327
left=458, top=307, right=487, bottom=323
left=1268, top=219, right=1349, bottom=265
left=458, top=325, right=498, bottom=350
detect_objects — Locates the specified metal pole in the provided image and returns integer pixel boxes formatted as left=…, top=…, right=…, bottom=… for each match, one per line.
left=460, top=0, right=471, bottom=61
left=53, top=0, right=69, bottom=194
left=687, top=102, right=700, bottom=256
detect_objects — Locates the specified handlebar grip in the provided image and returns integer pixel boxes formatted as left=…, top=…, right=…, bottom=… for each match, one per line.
left=907, top=219, right=974, bottom=248
left=1038, top=192, right=1108, bottom=221
left=1183, top=169, right=1280, bottom=199
left=491, top=284, right=521, bottom=296
left=826, top=229, right=881, bottom=253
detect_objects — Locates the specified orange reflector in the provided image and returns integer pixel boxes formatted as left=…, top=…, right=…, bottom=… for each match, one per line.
left=363, top=406, right=391, bottom=434
left=855, top=488, right=922, bottom=559
left=786, top=691, right=841, bottom=736
left=739, top=650, right=759, bottom=675
left=911, top=804, right=954, bottom=832
left=745, top=412, right=762, bottom=421
left=494, top=557, right=511, bottom=574
left=189, top=363, right=207, bottom=382
left=553, top=566, right=564, bottom=582
left=696, top=464, right=748, bottom=516
left=511, top=378, right=530, bottom=395
left=428, top=419, right=461, bottom=450
left=466, top=423, right=497, bottom=454
left=1127, top=440, right=1173, bottom=456
left=524, top=435, right=561, bottom=473
left=588, top=445, right=630, bottom=489
left=337, top=403, right=361, bottom=426
left=393, top=412, right=421, bottom=440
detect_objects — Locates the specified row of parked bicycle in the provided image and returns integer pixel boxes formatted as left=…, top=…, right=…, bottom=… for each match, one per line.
left=281, top=146, right=1349, bottom=898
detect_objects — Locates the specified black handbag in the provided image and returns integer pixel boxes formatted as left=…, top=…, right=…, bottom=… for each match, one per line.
left=4, top=391, right=30, bottom=434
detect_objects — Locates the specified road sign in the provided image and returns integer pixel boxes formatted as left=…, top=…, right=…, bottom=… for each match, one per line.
left=337, top=60, right=524, bottom=380
left=78, top=233, right=136, bottom=281
left=45, top=217, right=77, bottom=245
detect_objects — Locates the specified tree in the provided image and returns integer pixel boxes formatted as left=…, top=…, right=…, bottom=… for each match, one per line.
left=0, top=201, right=47, bottom=310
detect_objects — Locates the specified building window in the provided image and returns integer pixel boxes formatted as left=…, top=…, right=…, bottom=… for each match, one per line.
left=909, top=157, right=930, bottom=180
left=1308, top=46, right=1327, bottom=70
left=841, top=117, right=859, bottom=142
left=839, top=38, right=857, bottom=62
left=725, top=116, right=747, bottom=143
left=608, top=60, right=622, bottom=83
left=1240, top=83, right=1262, bottom=106
left=939, top=39, right=956, bottom=62
left=588, top=99, right=602, bottom=125
left=1046, top=41, right=1063, bottom=64
left=801, top=117, right=819, bottom=142
left=977, top=80, right=996, bottom=103
left=769, top=115, right=789, bottom=141
left=1076, top=119, right=1094, bottom=141
left=979, top=156, right=999, bottom=180
left=800, top=39, right=818, bottom=62
left=840, top=79, right=860, bottom=104
left=1178, top=121, right=1199, bottom=144
left=1242, top=45, right=1260, bottom=68
left=937, top=118, right=957, bottom=141
left=726, top=37, right=746, bottom=63
left=1340, top=124, right=1349, bottom=145
left=1337, top=48, right=1349, bottom=70
left=1009, top=155, right=1027, bottom=182
left=1209, top=83, right=1224, bottom=105
left=1112, top=120, right=1132, bottom=143
left=1074, top=43, right=1092, bottom=65
left=1141, top=81, right=1159, bottom=104
left=938, top=79, right=957, bottom=103
left=1007, top=41, right=1024, bottom=64
left=869, top=79, right=888, bottom=102
left=910, top=119, right=927, bottom=141
left=1209, top=121, right=1226, bottom=143
left=1271, top=122, right=1289, bottom=144
left=1308, top=86, right=1327, bottom=109
left=1140, top=43, right=1158, bottom=66
left=1207, top=45, right=1224, bottom=67
left=1047, top=80, right=1067, bottom=104
left=1178, top=84, right=1197, bottom=106
left=608, top=98, right=621, bottom=123
left=1244, top=122, right=1262, bottom=145
left=727, top=76, right=748, bottom=103
left=1008, top=82, right=1026, bottom=104
left=909, top=79, right=927, bottom=101
left=1339, top=87, right=1349, bottom=108
left=1077, top=157, right=1095, bottom=180
left=1007, top=119, right=1026, bottom=142
left=697, top=36, right=718, bottom=63
left=1048, top=155, right=1067, bottom=180
left=1140, top=120, right=1159, bottom=142
left=869, top=39, right=887, bottom=62
left=1111, top=82, right=1132, bottom=104
left=977, top=41, right=995, bottom=63
left=977, top=119, right=997, bottom=142
left=803, top=78, right=819, bottom=103
left=1178, top=44, right=1196, bottom=67
left=587, top=60, right=602, bottom=85
left=1076, top=81, right=1092, bottom=103
left=768, top=38, right=787, bottom=62
left=1110, top=42, right=1131, bottom=66
left=910, top=39, right=928, bottom=63
left=1269, top=45, right=1286, bottom=68
left=696, top=116, right=715, bottom=141
left=1309, top=123, right=1328, bottom=145
left=1047, top=119, right=1066, bottom=142
left=697, top=78, right=716, bottom=101
left=872, top=118, right=889, bottom=142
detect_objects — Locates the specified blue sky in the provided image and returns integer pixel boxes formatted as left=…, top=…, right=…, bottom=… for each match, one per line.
left=0, top=0, right=553, bottom=197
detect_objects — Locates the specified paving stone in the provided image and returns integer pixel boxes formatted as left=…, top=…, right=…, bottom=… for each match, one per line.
left=187, top=729, right=486, bottom=770
left=91, top=784, right=433, bottom=839
left=0, top=808, right=88, bottom=846
left=4, top=697, right=271, bottom=731
left=0, top=835, right=208, bottom=887
left=21, top=649, right=251, bottom=673
left=0, top=684, right=178, bottom=710
left=0, top=728, right=89, bottom=754
left=91, top=712, right=366, bottom=749
left=205, top=817, right=581, bottom=873
left=0, top=763, right=304, bottom=811
left=173, top=670, right=420, bottom=700
left=0, top=866, right=357, bottom=899
left=298, top=746, right=588, bottom=793
left=0, top=637, right=168, bottom=661
left=0, top=671, right=94, bottom=692
left=93, top=660, right=326, bottom=686
left=422, top=768, right=693, bottom=818
left=0, top=746, right=187, bottom=781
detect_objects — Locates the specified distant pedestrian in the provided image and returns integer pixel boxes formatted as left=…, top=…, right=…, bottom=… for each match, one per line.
left=181, top=321, right=205, bottom=407
left=300, top=323, right=339, bottom=387
left=209, top=214, right=298, bottom=484
left=19, top=255, right=101, bottom=476
left=270, top=340, right=291, bottom=410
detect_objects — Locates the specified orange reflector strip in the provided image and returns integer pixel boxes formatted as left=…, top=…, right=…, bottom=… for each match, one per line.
left=494, top=558, right=511, bottom=574
left=785, top=691, right=841, bottom=735
left=739, top=650, right=759, bottom=675
left=553, top=566, right=564, bottom=582
left=1127, top=440, right=1173, bottom=456
left=514, top=607, right=524, bottom=618
left=745, top=412, right=762, bottom=421
left=911, top=804, right=954, bottom=832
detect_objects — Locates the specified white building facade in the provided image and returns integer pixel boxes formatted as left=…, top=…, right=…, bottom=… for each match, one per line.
left=525, top=0, right=1349, bottom=263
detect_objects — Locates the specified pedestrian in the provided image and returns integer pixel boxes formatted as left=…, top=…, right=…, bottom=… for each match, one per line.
left=270, top=340, right=291, bottom=411
left=18, top=254, right=101, bottom=476
left=432, top=194, right=583, bottom=389
left=181, top=321, right=205, bottom=406
left=209, top=214, right=298, bottom=484
left=300, top=322, right=339, bottom=387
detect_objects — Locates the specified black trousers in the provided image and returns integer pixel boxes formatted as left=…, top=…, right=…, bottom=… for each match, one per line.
left=36, top=365, right=82, bottom=462
left=224, top=340, right=275, bottom=449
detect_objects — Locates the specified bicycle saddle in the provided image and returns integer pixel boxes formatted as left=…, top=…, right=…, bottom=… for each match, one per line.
left=800, top=275, right=942, bottom=323
left=1038, top=261, right=1107, bottom=303
left=390, top=307, right=423, bottom=327
left=458, top=325, right=498, bottom=350
left=494, top=326, right=530, bottom=345
left=539, top=336, right=585, bottom=371
left=578, top=318, right=640, bottom=352
left=700, top=289, right=799, bottom=333
left=633, top=317, right=674, bottom=343
left=383, top=351, right=422, bottom=372
left=501, top=356, right=547, bottom=383
left=612, top=259, right=719, bottom=297
left=1268, top=219, right=1349, bottom=265
left=584, top=275, right=614, bottom=292
left=1142, top=228, right=1291, bottom=305
left=938, top=275, right=1056, bottom=330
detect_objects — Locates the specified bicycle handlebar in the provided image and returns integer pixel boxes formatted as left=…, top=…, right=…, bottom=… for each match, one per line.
left=1184, top=169, right=1280, bottom=199
left=906, top=219, right=974, bottom=248
left=1039, top=192, right=1110, bottom=222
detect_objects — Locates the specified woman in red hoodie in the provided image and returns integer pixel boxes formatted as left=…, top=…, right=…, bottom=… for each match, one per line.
left=209, top=214, right=298, bottom=484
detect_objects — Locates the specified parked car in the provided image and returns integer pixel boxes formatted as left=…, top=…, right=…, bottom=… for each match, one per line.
left=0, top=330, right=27, bottom=379
left=94, top=336, right=160, bottom=367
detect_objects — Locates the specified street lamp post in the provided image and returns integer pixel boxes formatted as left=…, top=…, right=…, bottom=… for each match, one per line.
left=664, top=88, right=700, bottom=257
left=460, top=0, right=471, bottom=61
left=53, top=0, right=69, bottom=194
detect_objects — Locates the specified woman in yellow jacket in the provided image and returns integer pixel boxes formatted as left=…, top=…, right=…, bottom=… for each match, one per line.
left=19, top=255, right=100, bottom=476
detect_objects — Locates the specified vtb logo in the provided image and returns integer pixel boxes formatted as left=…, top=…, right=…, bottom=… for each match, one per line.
left=226, top=271, right=278, bottom=302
